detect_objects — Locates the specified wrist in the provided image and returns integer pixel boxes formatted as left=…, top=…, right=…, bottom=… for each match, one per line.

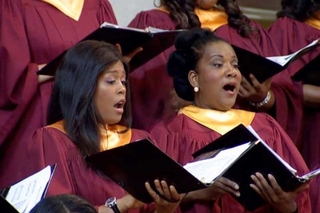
left=105, top=197, right=121, bottom=213
left=249, top=91, right=272, bottom=108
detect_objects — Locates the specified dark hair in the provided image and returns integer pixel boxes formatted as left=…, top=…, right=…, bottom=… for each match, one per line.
left=30, top=194, right=97, bottom=213
left=277, top=0, right=320, bottom=21
left=167, top=28, right=227, bottom=101
left=47, top=40, right=131, bottom=156
left=158, top=0, right=255, bottom=37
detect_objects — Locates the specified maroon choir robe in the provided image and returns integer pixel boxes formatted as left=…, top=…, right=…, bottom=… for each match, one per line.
left=0, top=0, right=117, bottom=189
left=150, top=110, right=311, bottom=213
left=268, top=16, right=320, bottom=213
left=25, top=127, right=161, bottom=213
left=128, top=9, right=304, bottom=148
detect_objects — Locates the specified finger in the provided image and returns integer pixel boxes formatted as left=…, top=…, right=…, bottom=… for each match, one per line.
left=214, top=179, right=240, bottom=197
left=169, top=185, right=181, bottom=202
left=238, top=86, right=248, bottom=97
left=294, top=182, right=309, bottom=193
left=268, top=174, right=283, bottom=195
left=255, top=173, right=276, bottom=200
left=114, top=43, right=122, bottom=54
left=154, top=179, right=163, bottom=195
left=126, top=47, right=143, bottom=59
left=241, top=77, right=252, bottom=90
left=251, top=174, right=270, bottom=202
left=160, top=180, right=171, bottom=199
left=145, top=182, right=159, bottom=202
left=219, top=177, right=239, bottom=190
left=249, top=74, right=262, bottom=90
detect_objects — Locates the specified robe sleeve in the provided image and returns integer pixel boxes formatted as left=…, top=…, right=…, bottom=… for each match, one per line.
left=262, top=115, right=311, bottom=213
left=98, top=0, right=118, bottom=25
left=26, top=128, right=75, bottom=196
left=0, top=0, right=39, bottom=145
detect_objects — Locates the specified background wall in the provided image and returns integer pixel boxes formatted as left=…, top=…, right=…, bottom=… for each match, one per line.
left=109, top=0, right=155, bottom=26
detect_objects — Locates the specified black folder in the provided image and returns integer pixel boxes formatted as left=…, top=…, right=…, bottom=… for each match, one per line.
left=291, top=54, right=320, bottom=86
left=231, top=39, right=320, bottom=84
left=0, top=165, right=56, bottom=213
left=191, top=125, right=319, bottom=211
left=38, top=23, right=183, bottom=76
left=85, top=139, right=206, bottom=203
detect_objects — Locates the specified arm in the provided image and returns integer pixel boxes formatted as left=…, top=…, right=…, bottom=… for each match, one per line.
left=303, top=84, right=320, bottom=108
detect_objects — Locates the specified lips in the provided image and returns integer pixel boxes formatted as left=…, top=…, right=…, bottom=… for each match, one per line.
left=223, top=82, right=236, bottom=93
left=114, top=99, right=126, bottom=109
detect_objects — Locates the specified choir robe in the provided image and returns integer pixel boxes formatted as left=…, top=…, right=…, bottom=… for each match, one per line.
left=150, top=109, right=311, bottom=213
left=268, top=17, right=320, bottom=213
left=25, top=126, right=161, bottom=213
left=128, top=9, right=304, bottom=147
left=0, top=0, right=117, bottom=189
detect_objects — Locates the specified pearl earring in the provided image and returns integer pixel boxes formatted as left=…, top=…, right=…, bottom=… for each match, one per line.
left=194, top=87, right=199, bottom=92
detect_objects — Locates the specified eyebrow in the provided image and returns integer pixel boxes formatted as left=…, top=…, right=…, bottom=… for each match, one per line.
left=104, top=70, right=126, bottom=75
left=210, top=54, right=238, bottom=60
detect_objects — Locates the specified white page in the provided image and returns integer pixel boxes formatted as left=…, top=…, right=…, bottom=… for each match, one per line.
left=5, top=166, right=52, bottom=213
left=246, top=126, right=297, bottom=173
left=100, top=22, right=145, bottom=32
left=183, top=142, right=252, bottom=184
left=266, top=38, right=320, bottom=66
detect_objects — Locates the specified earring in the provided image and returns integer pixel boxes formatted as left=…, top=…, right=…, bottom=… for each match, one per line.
left=194, top=87, right=199, bottom=92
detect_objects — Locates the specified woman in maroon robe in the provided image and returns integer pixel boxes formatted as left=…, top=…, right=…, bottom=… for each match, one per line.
left=128, top=0, right=304, bottom=148
left=0, top=0, right=117, bottom=189
left=25, top=40, right=183, bottom=213
left=268, top=1, right=320, bottom=212
left=150, top=28, right=311, bottom=213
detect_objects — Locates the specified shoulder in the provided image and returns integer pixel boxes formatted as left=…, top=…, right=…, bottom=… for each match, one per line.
left=128, top=9, right=175, bottom=30
left=251, top=112, right=287, bottom=137
left=32, top=126, right=76, bottom=150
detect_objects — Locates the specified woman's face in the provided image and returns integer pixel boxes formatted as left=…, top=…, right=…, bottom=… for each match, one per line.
left=195, top=0, right=218, bottom=10
left=94, top=60, right=127, bottom=125
left=189, top=41, right=241, bottom=111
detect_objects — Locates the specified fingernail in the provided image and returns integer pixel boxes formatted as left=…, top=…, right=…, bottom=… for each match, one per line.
left=236, top=192, right=240, bottom=197
left=251, top=175, right=255, bottom=180
left=234, top=184, right=239, bottom=190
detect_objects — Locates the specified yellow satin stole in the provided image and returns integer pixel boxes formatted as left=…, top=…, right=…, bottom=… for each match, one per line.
left=305, top=15, right=320, bottom=30
left=48, top=120, right=132, bottom=150
left=180, top=105, right=255, bottom=135
left=41, top=0, right=84, bottom=21
left=156, top=6, right=228, bottom=31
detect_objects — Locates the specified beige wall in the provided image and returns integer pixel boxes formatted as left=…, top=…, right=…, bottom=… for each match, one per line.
left=109, top=0, right=155, bottom=27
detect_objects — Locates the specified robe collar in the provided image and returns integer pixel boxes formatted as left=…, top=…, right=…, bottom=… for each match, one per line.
left=179, top=105, right=255, bottom=135
left=47, top=120, right=132, bottom=150
left=305, top=15, right=320, bottom=30
left=156, top=6, right=228, bottom=30
left=41, top=0, right=84, bottom=21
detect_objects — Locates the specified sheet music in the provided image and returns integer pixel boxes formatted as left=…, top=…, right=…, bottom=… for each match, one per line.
left=5, top=166, right=52, bottom=213
left=266, top=38, right=320, bottom=66
left=246, top=126, right=297, bottom=173
left=183, top=142, right=252, bottom=184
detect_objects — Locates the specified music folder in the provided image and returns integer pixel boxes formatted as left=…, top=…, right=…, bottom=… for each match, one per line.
left=190, top=124, right=320, bottom=211
left=231, top=38, right=320, bottom=84
left=85, top=139, right=206, bottom=203
left=0, top=165, right=56, bottom=213
left=38, top=22, right=183, bottom=76
left=291, top=54, right=320, bottom=86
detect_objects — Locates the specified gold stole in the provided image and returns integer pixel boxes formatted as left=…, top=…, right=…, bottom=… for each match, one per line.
left=180, top=105, right=255, bottom=135
left=156, top=6, right=228, bottom=31
left=41, top=0, right=84, bottom=21
left=47, top=120, right=132, bottom=150
left=305, top=16, right=320, bottom=30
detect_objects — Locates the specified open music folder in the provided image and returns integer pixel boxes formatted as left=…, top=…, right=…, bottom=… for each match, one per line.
left=85, top=125, right=320, bottom=211
left=38, top=22, right=183, bottom=76
left=0, top=165, right=56, bottom=213
left=231, top=38, right=320, bottom=84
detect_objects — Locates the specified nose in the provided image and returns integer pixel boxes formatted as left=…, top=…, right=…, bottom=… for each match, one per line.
left=226, top=65, right=238, bottom=78
left=118, top=82, right=126, bottom=95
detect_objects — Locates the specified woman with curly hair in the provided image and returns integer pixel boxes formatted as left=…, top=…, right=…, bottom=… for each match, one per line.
left=127, top=1, right=304, bottom=150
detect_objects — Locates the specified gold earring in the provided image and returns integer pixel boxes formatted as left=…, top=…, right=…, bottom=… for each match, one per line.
left=194, top=87, right=199, bottom=92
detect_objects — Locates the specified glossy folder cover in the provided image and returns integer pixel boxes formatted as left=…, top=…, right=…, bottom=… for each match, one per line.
left=292, top=54, right=320, bottom=86
left=38, top=23, right=183, bottom=76
left=85, top=139, right=206, bottom=203
left=192, top=124, right=317, bottom=211
left=231, top=38, right=319, bottom=84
